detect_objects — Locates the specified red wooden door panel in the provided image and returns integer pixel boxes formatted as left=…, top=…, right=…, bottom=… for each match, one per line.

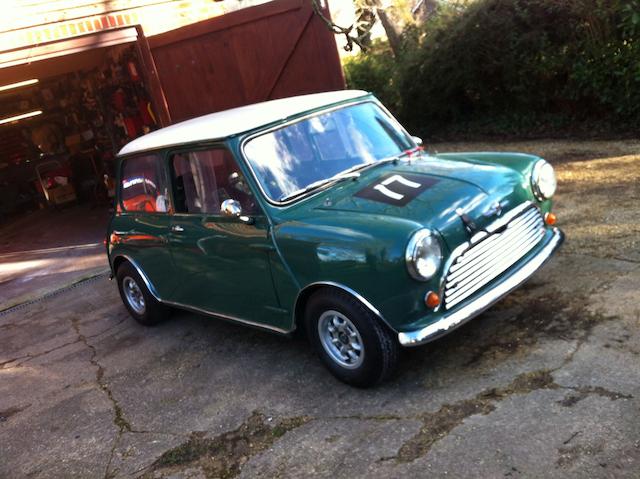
left=148, top=0, right=345, bottom=123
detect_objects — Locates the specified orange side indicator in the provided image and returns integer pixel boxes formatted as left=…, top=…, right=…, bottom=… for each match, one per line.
left=425, top=291, right=441, bottom=309
left=545, top=212, right=557, bottom=226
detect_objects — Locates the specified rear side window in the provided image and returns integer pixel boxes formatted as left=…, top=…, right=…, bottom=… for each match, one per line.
left=171, top=148, right=258, bottom=215
left=120, top=154, right=170, bottom=213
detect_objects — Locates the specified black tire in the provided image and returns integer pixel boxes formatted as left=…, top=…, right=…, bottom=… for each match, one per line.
left=116, top=262, right=169, bottom=326
left=305, top=288, right=400, bottom=388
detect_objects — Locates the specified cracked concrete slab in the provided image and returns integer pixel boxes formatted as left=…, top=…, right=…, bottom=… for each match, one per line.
left=396, top=389, right=640, bottom=479
left=1, top=142, right=639, bottom=478
left=238, top=417, right=422, bottom=479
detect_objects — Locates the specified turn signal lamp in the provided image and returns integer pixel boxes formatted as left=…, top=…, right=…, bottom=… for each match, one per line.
left=425, top=291, right=441, bottom=309
left=545, top=212, right=557, bottom=226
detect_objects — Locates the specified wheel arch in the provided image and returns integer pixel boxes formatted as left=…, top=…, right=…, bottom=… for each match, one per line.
left=111, top=254, right=161, bottom=301
left=293, top=281, right=396, bottom=333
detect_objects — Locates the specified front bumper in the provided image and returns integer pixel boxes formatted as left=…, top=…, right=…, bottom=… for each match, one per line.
left=398, top=227, right=564, bottom=347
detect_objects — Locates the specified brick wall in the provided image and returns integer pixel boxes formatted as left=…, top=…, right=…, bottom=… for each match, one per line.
left=1, top=0, right=271, bottom=52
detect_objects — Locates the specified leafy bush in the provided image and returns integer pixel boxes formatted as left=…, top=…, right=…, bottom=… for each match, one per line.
left=344, top=0, right=640, bottom=138
left=343, top=41, right=401, bottom=112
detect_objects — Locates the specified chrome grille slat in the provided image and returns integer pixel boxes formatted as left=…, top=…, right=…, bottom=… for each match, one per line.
left=446, top=229, right=543, bottom=298
left=444, top=229, right=544, bottom=307
left=447, top=214, right=543, bottom=282
left=452, top=209, right=540, bottom=271
left=446, top=218, right=544, bottom=287
left=443, top=205, right=545, bottom=310
left=448, top=208, right=540, bottom=273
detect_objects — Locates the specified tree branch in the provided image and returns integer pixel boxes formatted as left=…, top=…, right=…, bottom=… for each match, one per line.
left=311, top=0, right=376, bottom=52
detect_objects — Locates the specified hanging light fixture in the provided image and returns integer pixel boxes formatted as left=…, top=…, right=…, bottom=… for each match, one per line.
left=0, top=79, right=39, bottom=92
left=0, top=110, right=43, bottom=126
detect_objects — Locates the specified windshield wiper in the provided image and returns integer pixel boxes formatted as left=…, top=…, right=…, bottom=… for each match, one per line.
left=278, top=152, right=416, bottom=203
left=278, top=171, right=362, bottom=202
left=345, top=155, right=401, bottom=176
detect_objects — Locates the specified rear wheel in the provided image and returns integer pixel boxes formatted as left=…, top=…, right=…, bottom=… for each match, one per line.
left=116, top=262, right=169, bottom=326
left=305, top=289, right=399, bottom=387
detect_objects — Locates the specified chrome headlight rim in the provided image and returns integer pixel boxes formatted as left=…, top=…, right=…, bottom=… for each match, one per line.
left=405, top=229, right=442, bottom=282
left=531, top=159, right=557, bottom=201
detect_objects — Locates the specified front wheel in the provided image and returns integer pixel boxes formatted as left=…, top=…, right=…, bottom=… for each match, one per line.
left=305, top=289, right=400, bottom=388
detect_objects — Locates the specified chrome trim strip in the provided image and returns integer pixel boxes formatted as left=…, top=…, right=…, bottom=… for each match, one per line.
left=113, top=252, right=292, bottom=334
left=113, top=254, right=291, bottom=334
left=484, top=201, right=533, bottom=235
left=398, top=227, right=564, bottom=347
left=294, top=281, right=394, bottom=331
left=163, top=300, right=291, bottom=335
left=113, top=255, right=162, bottom=301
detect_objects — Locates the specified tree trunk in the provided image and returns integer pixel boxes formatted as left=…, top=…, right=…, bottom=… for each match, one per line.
left=376, top=7, right=403, bottom=57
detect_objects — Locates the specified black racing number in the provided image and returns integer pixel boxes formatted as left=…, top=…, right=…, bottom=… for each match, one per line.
left=354, top=173, right=439, bottom=206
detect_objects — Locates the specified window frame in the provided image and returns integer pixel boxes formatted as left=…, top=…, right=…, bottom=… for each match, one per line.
left=118, top=152, right=172, bottom=215
left=167, top=143, right=261, bottom=218
left=239, top=99, right=418, bottom=207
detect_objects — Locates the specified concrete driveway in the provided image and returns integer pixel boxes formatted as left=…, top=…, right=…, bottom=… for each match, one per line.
left=0, top=205, right=110, bottom=310
left=1, top=141, right=639, bottom=478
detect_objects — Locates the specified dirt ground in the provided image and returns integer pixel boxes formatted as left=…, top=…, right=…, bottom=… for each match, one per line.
left=1, top=140, right=639, bottom=478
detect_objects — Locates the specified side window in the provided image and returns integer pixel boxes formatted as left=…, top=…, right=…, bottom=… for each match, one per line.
left=171, top=148, right=258, bottom=215
left=120, top=154, right=170, bottom=213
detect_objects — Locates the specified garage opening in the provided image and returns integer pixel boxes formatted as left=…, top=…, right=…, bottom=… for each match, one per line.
left=0, top=29, right=160, bottom=309
left=0, top=0, right=344, bottom=312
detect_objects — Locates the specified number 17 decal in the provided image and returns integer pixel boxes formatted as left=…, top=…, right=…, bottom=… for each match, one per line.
left=354, top=173, right=438, bottom=206
left=373, top=174, right=422, bottom=201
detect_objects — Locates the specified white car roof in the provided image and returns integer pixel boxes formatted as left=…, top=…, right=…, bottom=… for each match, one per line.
left=118, top=90, right=369, bottom=156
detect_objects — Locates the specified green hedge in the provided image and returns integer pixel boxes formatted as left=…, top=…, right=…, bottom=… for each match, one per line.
left=344, top=0, right=640, bottom=137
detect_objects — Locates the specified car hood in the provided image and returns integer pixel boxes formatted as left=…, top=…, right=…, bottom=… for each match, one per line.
left=311, top=156, right=532, bottom=251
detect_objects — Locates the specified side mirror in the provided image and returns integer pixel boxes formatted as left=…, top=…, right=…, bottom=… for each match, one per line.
left=411, top=136, right=423, bottom=146
left=220, top=199, right=254, bottom=224
left=221, top=199, right=242, bottom=217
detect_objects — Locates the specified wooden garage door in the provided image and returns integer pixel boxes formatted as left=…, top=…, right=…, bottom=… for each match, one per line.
left=148, top=0, right=345, bottom=123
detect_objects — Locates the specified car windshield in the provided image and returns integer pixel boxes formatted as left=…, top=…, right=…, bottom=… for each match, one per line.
left=243, top=102, right=415, bottom=202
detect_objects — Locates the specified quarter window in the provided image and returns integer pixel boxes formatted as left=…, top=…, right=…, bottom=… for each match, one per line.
left=121, top=154, right=170, bottom=213
left=171, top=148, right=257, bottom=215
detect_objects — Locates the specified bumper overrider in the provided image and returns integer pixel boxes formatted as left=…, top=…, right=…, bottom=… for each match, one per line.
left=398, top=227, right=565, bottom=347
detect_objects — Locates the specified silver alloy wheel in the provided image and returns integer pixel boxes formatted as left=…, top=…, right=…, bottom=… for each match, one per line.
left=123, top=276, right=146, bottom=315
left=318, top=310, right=365, bottom=369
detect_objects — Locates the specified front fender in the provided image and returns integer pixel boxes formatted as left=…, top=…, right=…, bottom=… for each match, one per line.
left=272, top=214, right=439, bottom=332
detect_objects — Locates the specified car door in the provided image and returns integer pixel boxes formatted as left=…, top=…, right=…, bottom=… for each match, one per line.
left=166, top=145, right=288, bottom=331
left=115, top=152, right=176, bottom=299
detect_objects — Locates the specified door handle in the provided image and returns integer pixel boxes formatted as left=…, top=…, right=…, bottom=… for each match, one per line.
left=249, top=243, right=276, bottom=252
left=171, top=225, right=185, bottom=233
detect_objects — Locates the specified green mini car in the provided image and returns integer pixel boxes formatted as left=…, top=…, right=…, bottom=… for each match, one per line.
left=107, top=90, right=564, bottom=387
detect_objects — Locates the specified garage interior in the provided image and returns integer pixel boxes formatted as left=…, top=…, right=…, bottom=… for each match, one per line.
left=0, top=30, right=157, bottom=309
left=0, top=0, right=345, bottom=311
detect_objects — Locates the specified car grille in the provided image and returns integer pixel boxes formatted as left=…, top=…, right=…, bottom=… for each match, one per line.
left=443, top=205, right=545, bottom=309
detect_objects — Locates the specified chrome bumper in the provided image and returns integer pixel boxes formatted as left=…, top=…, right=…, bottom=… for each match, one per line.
left=398, top=227, right=564, bottom=347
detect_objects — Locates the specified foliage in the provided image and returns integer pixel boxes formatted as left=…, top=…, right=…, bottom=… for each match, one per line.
left=343, top=40, right=401, bottom=109
left=343, top=0, right=640, bottom=138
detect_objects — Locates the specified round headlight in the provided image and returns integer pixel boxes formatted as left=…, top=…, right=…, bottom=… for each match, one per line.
left=405, top=229, right=442, bottom=281
left=531, top=160, right=557, bottom=200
